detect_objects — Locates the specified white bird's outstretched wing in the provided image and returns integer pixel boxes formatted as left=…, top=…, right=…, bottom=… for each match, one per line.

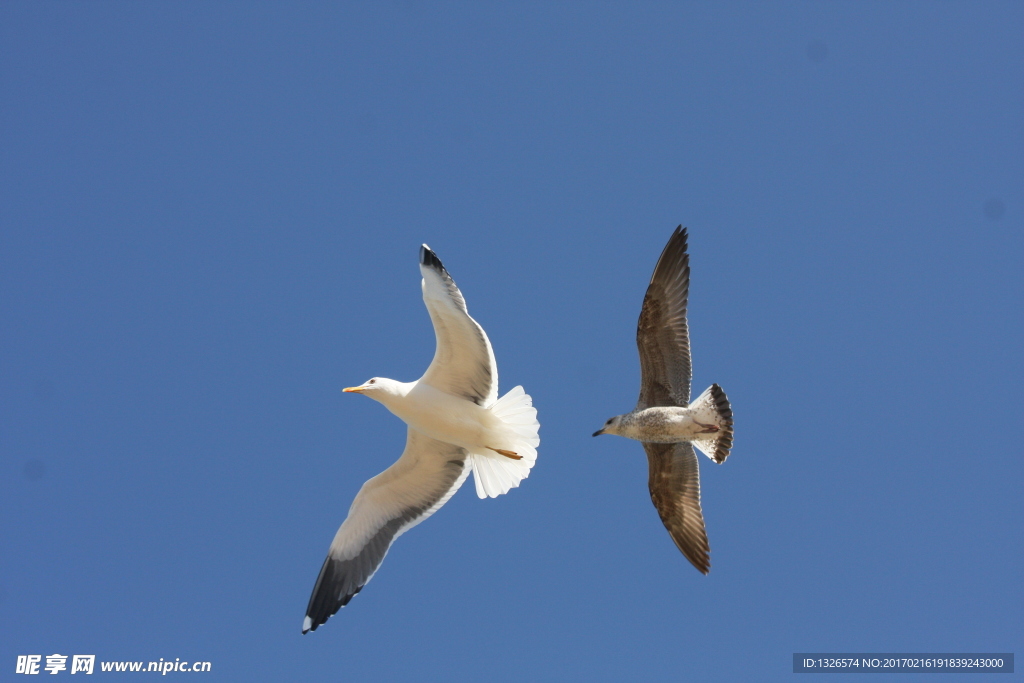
left=418, top=245, right=499, bottom=407
left=302, top=428, right=470, bottom=633
left=636, top=226, right=692, bottom=409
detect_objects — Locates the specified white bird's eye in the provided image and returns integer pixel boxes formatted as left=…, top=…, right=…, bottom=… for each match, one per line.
left=369, top=379, right=376, bottom=384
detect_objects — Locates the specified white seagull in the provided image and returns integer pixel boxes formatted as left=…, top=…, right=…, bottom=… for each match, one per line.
left=303, top=244, right=540, bottom=633
left=592, top=226, right=733, bottom=574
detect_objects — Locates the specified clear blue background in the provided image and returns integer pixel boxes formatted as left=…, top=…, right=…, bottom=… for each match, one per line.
left=2, top=2, right=1021, bottom=681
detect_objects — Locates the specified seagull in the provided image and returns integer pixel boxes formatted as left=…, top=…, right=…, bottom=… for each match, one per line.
left=302, top=245, right=540, bottom=633
left=592, top=226, right=733, bottom=574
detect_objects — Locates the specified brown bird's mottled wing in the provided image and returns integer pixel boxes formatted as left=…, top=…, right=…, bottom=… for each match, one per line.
left=636, top=226, right=691, bottom=409
left=644, top=441, right=710, bottom=574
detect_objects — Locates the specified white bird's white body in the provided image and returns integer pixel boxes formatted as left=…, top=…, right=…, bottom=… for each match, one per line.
left=356, top=377, right=540, bottom=498
left=371, top=380, right=503, bottom=451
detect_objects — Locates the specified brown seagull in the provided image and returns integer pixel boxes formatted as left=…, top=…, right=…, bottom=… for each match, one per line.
left=593, top=226, right=734, bottom=574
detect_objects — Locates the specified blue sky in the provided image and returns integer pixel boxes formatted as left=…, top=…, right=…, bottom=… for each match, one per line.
left=1, top=2, right=1021, bottom=681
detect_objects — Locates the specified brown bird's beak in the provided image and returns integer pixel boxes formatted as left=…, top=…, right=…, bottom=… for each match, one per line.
left=592, top=429, right=605, bottom=437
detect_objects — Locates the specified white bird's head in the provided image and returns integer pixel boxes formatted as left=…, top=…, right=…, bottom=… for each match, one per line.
left=593, top=415, right=624, bottom=437
left=343, top=377, right=404, bottom=404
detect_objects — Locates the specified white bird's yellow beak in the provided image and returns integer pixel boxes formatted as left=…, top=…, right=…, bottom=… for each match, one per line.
left=343, top=386, right=366, bottom=393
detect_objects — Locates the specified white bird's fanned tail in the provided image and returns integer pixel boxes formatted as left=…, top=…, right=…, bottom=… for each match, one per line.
left=469, top=386, right=540, bottom=499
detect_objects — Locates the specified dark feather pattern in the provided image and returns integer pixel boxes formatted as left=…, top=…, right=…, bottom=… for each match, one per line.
left=636, top=226, right=692, bottom=409
left=644, top=441, right=710, bottom=574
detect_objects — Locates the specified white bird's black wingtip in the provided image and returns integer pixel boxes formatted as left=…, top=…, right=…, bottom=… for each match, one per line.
left=420, top=244, right=446, bottom=272
left=302, top=555, right=363, bottom=634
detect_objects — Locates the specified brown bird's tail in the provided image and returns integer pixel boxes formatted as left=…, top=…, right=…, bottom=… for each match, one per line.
left=689, top=384, right=733, bottom=464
